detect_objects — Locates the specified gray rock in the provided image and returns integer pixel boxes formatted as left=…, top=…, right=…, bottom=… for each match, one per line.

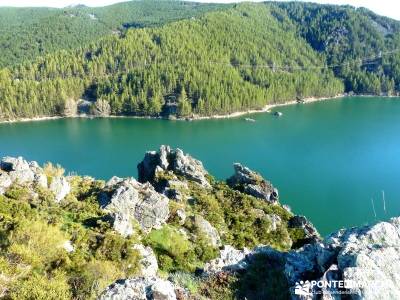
left=49, top=176, right=71, bottom=202
left=227, top=163, right=278, bottom=203
left=133, top=244, right=158, bottom=277
left=192, top=215, right=221, bottom=247
left=99, top=278, right=148, bottom=300
left=138, top=145, right=210, bottom=188
left=112, top=212, right=134, bottom=237
left=0, top=172, right=12, bottom=195
left=100, top=178, right=169, bottom=233
left=204, top=245, right=250, bottom=273
left=0, top=156, right=35, bottom=184
left=288, top=215, right=321, bottom=242
left=99, top=277, right=176, bottom=300
left=149, top=279, right=176, bottom=300
left=285, top=217, right=400, bottom=300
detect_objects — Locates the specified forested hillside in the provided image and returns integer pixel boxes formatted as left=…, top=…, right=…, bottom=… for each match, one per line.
left=2, top=1, right=400, bottom=121
left=271, top=1, right=400, bottom=93
left=0, top=1, right=228, bottom=68
left=0, top=3, right=343, bottom=120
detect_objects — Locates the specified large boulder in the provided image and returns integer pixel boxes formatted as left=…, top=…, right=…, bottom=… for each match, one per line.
left=0, top=157, right=35, bottom=184
left=99, top=277, right=176, bottom=300
left=138, top=145, right=210, bottom=189
left=99, top=177, right=170, bottom=233
left=285, top=217, right=400, bottom=300
left=227, top=163, right=278, bottom=203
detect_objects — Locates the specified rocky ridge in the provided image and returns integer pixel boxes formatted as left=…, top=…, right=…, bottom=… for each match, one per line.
left=1, top=147, right=399, bottom=299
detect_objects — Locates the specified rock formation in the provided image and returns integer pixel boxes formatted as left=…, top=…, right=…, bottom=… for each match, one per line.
left=0, top=156, right=70, bottom=202
left=99, top=177, right=170, bottom=234
left=288, top=215, right=321, bottom=244
left=133, top=244, right=159, bottom=277
left=203, top=218, right=400, bottom=300
left=137, top=145, right=210, bottom=189
left=99, top=277, right=177, bottom=300
left=227, top=163, right=279, bottom=203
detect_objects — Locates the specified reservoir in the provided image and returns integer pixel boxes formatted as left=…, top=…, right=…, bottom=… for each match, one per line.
left=1, top=96, right=399, bottom=235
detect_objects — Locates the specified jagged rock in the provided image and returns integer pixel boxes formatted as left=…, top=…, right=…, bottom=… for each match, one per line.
left=149, top=279, right=176, bottom=300
left=100, top=178, right=169, bottom=233
left=49, top=176, right=71, bottom=202
left=227, top=163, right=278, bottom=203
left=192, top=215, right=221, bottom=247
left=204, top=245, right=250, bottom=273
left=138, top=145, right=210, bottom=188
left=0, top=156, right=35, bottom=184
left=112, top=212, right=133, bottom=237
left=286, top=217, right=400, bottom=300
left=133, top=244, right=158, bottom=277
left=289, top=215, right=321, bottom=243
left=99, top=277, right=176, bottom=300
left=162, top=179, right=189, bottom=201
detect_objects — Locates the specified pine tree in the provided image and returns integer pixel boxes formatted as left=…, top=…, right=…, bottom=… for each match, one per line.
left=177, top=89, right=192, bottom=117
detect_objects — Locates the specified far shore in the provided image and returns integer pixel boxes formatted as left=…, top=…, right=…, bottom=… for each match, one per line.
left=1, top=93, right=399, bottom=125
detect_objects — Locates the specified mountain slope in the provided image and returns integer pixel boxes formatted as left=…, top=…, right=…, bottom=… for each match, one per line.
left=270, top=1, right=400, bottom=93
left=0, top=3, right=343, bottom=120
left=0, top=1, right=228, bottom=68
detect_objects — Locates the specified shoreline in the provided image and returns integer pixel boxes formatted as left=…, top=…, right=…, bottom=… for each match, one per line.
left=1, top=93, right=399, bottom=124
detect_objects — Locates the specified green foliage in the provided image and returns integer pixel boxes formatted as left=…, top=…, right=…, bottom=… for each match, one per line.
left=0, top=1, right=228, bottom=68
left=187, top=182, right=293, bottom=250
left=199, top=272, right=238, bottom=300
left=10, top=271, right=72, bottom=300
left=271, top=1, right=400, bottom=94
left=0, top=3, right=343, bottom=121
left=170, top=272, right=200, bottom=295
left=0, top=178, right=140, bottom=299
left=145, top=225, right=217, bottom=273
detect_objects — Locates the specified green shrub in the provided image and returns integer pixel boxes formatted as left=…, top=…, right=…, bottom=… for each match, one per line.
left=10, top=271, right=72, bottom=300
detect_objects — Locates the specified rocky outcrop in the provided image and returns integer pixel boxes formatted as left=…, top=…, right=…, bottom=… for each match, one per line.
left=99, top=177, right=170, bottom=233
left=191, top=215, right=221, bottom=247
left=202, top=218, right=400, bottom=300
left=0, top=156, right=35, bottom=184
left=133, top=244, right=159, bottom=277
left=285, top=217, right=400, bottom=299
left=137, top=145, right=210, bottom=188
left=227, top=163, right=278, bottom=203
left=288, top=215, right=321, bottom=243
left=49, top=176, right=71, bottom=203
left=204, top=245, right=251, bottom=274
left=99, top=277, right=176, bottom=300
left=0, top=156, right=70, bottom=202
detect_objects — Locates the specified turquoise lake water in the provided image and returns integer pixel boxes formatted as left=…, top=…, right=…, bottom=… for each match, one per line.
left=1, top=96, right=399, bottom=235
